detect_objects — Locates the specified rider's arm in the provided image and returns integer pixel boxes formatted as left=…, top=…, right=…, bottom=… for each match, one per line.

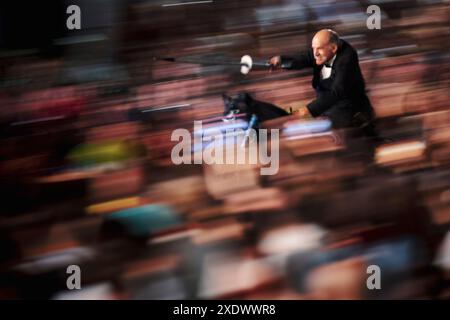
left=280, top=49, right=315, bottom=70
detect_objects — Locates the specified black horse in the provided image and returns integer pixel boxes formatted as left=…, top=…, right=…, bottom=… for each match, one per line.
left=222, top=92, right=289, bottom=123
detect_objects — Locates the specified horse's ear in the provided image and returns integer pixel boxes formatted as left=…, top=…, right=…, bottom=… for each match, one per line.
left=222, top=93, right=232, bottom=102
left=240, top=92, right=253, bottom=105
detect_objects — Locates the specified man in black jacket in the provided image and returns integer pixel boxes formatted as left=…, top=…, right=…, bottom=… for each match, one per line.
left=269, top=29, right=376, bottom=132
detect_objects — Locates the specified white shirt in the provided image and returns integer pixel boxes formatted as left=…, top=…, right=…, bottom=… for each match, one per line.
left=320, top=54, right=337, bottom=80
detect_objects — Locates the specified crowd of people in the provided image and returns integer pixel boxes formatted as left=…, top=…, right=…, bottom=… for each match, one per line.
left=0, top=0, right=449, bottom=299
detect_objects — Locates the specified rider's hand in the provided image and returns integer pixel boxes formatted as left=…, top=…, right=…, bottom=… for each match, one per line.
left=297, top=106, right=311, bottom=118
left=268, top=56, right=281, bottom=70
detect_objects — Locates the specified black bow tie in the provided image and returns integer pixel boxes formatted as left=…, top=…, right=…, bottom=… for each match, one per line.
left=324, top=63, right=332, bottom=68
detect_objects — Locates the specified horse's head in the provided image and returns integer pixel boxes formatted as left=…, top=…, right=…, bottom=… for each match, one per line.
left=222, top=92, right=254, bottom=121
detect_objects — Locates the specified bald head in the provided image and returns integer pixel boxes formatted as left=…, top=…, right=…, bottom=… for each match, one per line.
left=312, top=29, right=340, bottom=66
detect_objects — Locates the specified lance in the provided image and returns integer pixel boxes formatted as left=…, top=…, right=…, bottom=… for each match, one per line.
left=152, top=55, right=272, bottom=74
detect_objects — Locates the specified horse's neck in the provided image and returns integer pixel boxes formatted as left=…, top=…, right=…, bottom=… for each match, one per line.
left=254, top=101, right=282, bottom=119
left=245, top=102, right=256, bottom=117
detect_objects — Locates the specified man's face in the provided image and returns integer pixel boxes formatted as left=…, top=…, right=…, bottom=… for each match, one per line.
left=312, top=36, right=337, bottom=66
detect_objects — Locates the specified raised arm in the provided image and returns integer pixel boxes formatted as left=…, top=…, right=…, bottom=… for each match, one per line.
left=269, top=49, right=315, bottom=70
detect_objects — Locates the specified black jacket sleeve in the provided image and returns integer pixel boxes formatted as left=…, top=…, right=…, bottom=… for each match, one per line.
left=280, top=49, right=315, bottom=70
left=306, top=51, right=359, bottom=117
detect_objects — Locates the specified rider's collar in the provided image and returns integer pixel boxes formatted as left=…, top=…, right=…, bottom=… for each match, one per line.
left=324, top=54, right=337, bottom=68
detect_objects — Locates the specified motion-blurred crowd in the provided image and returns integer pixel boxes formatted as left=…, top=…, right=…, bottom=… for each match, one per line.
left=0, top=0, right=449, bottom=299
